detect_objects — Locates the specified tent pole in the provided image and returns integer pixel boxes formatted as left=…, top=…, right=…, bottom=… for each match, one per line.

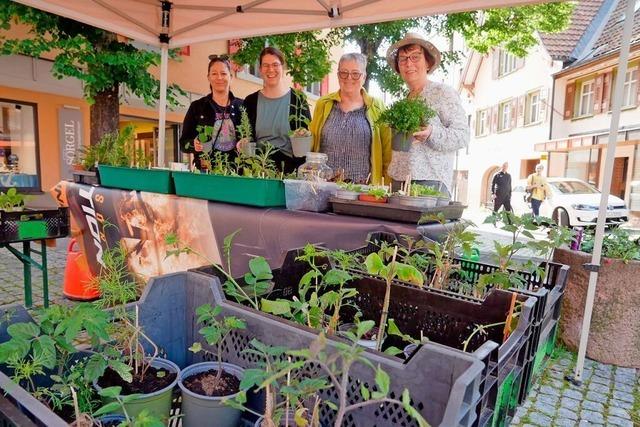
left=157, top=44, right=169, bottom=167
left=568, top=0, right=636, bottom=385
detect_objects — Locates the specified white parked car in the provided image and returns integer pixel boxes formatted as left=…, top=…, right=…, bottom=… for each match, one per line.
left=511, top=177, right=629, bottom=227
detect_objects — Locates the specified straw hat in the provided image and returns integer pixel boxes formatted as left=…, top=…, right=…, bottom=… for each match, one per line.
left=386, top=32, right=441, bottom=74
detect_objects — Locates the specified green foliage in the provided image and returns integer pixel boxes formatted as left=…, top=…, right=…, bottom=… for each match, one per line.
left=366, top=186, right=389, bottom=200
left=581, top=228, right=640, bottom=262
left=289, top=89, right=311, bottom=135
left=231, top=31, right=341, bottom=86
left=0, top=1, right=184, bottom=107
left=337, top=182, right=364, bottom=192
left=94, top=387, right=165, bottom=426
left=408, top=184, right=443, bottom=198
left=193, top=142, right=283, bottom=179
left=0, top=187, right=28, bottom=211
left=377, top=98, right=436, bottom=134
left=237, top=106, right=253, bottom=141
left=91, top=241, right=141, bottom=310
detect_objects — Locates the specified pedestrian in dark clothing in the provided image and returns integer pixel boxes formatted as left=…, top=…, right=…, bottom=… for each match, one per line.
left=492, top=162, right=512, bottom=212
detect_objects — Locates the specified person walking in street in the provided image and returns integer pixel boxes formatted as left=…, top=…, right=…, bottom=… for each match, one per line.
left=526, top=163, right=550, bottom=217
left=491, top=162, right=512, bottom=212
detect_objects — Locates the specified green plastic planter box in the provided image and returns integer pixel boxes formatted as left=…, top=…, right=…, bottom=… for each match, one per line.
left=98, top=165, right=174, bottom=194
left=172, top=171, right=285, bottom=207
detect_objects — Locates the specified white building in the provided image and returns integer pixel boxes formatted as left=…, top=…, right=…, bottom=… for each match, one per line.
left=456, top=0, right=607, bottom=209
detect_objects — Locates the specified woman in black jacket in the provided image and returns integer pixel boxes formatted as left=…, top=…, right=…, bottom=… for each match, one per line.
left=243, top=47, right=311, bottom=174
left=179, top=56, right=244, bottom=170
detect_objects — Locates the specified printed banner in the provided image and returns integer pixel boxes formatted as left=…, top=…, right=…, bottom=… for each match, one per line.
left=58, top=107, right=83, bottom=180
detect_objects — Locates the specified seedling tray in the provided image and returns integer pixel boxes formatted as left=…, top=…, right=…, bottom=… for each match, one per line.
left=98, top=165, right=174, bottom=194
left=0, top=207, right=69, bottom=244
left=172, top=171, right=286, bottom=207
left=329, top=197, right=465, bottom=223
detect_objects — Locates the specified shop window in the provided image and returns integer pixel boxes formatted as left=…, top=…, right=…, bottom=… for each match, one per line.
left=0, top=100, right=40, bottom=191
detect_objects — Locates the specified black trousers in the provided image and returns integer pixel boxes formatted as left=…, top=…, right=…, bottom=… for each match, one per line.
left=270, top=150, right=305, bottom=175
left=493, top=195, right=512, bottom=212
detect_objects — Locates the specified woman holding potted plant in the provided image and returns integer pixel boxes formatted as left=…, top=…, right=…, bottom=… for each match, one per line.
left=309, top=53, right=392, bottom=185
left=385, top=33, right=469, bottom=197
left=242, top=47, right=311, bottom=174
left=179, top=55, right=244, bottom=170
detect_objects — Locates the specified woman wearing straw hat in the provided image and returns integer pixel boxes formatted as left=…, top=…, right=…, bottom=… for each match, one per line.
left=386, top=32, right=469, bottom=197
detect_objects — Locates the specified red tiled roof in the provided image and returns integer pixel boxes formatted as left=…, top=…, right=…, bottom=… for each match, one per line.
left=590, top=0, right=640, bottom=58
left=539, top=0, right=604, bottom=61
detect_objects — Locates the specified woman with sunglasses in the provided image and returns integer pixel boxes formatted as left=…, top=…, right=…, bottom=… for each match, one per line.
left=309, top=53, right=391, bottom=184
left=242, top=47, right=311, bottom=173
left=179, top=55, right=244, bottom=170
left=386, top=33, right=469, bottom=196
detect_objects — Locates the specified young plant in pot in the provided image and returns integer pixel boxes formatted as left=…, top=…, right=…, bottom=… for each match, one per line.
left=288, top=89, right=312, bottom=158
left=178, top=304, right=247, bottom=427
left=358, top=186, right=389, bottom=203
left=227, top=339, right=327, bottom=427
left=0, top=187, right=28, bottom=212
left=236, top=106, right=257, bottom=157
left=394, top=183, right=443, bottom=209
left=376, top=97, right=436, bottom=152
left=91, top=386, right=167, bottom=427
left=335, top=182, right=366, bottom=200
left=89, top=304, right=179, bottom=422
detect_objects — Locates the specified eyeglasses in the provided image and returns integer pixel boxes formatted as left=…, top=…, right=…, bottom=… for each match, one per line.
left=397, top=53, right=424, bottom=65
left=337, top=71, right=363, bottom=80
left=261, top=62, right=282, bottom=70
left=208, top=54, right=229, bottom=60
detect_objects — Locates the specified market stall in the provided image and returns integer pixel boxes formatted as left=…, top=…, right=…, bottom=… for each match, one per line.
left=52, top=180, right=452, bottom=280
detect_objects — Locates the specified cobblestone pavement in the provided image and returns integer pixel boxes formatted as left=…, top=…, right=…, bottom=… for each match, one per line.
left=0, top=237, right=68, bottom=308
left=511, top=348, right=640, bottom=427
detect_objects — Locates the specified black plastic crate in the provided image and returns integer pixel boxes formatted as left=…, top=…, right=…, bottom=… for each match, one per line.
left=0, top=207, right=70, bottom=244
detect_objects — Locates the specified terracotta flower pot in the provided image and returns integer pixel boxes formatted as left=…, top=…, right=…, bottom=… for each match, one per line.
left=358, top=194, right=388, bottom=203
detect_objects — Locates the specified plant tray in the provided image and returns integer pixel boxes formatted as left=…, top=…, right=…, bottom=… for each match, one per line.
left=98, top=165, right=174, bottom=194
left=0, top=207, right=69, bottom=244
left=72, top=170, right=100, bottom=185
left=329, top=197, right=465, bottom=223
left=172, top=171, right=286, bottom=207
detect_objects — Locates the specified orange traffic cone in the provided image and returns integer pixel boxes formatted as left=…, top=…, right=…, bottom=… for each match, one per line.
left=63, top=238, right=100, bottom=300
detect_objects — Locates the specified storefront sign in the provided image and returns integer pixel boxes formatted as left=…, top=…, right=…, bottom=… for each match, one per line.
left=58, top=107, right=83, bottom=180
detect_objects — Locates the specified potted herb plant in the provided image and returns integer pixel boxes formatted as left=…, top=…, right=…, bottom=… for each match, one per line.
left=236, top=106, right=256, bottom=157
left=394, top=183, right=442, bottom=208
left=288, top=89, right=312, bottom=158
left=335, top=182, right=366, bottom=200
left=358, top=186, right=389, bottom=203
left=377, top=97, right=436, bottom=152
left=178, top=305, right=247, bottom=427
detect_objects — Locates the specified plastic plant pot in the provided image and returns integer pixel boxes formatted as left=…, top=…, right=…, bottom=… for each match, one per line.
left=290, top=135, right=312, bottom=158
left=335, top=190, right=361, bottom=200
left=338, top=323, right=378, bottom=350
left=358, top=194, right=388, bottom=203
left=396, top=195, right=438, bottom=209
left=436, top=196, right=451, bottom=207
left=391, top=130, right=412, bottom=152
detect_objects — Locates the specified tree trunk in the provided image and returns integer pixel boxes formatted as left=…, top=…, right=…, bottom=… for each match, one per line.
left=89, top=84, right=120, bottom=146
left=357, top=38, right=380, bottom=92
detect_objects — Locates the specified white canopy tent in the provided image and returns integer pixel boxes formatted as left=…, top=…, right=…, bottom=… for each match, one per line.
left=12, top=0, right=637, bottom=385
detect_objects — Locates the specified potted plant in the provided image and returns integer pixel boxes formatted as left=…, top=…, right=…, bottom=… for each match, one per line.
left=334, top=182, right=365, bottom=200
left=0, top=187, right=27, bottom=211
left=236, top=106, right=256, bottom=157
left=288, top=89, right=312, bottom=158
left=393, top=183, right=442, bottom=208
left=376, top=98, right=436, bottom=152
left=178, top=305, right=247, bottom=427
left=358, top=186, right=389, bottom=203
left=97, top=125, right=175, bottom=194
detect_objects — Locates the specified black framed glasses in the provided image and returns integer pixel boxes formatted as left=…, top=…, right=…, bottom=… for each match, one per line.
left=397, top=53, right=424, bottom=65
left=208, top=54, right=229, bottom=61
left=337, top=70, right=363, bottom=80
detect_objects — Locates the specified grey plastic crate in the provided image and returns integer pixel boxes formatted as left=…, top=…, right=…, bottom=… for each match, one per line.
left=136, top=271, right=487, bottom=427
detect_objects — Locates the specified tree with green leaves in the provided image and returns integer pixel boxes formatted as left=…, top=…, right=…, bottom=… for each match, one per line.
left=333, top=2, right=574, bottom=96
left=231, top=30, right=342, bottom=87
left=0, top=0, right=184, bottom=145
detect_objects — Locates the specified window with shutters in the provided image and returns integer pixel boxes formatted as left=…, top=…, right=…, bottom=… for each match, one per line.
left=498, top=50, right=518, bottom=77
left=525, top=90, right=541, bottom=125
left=498, top=100, right=512, bottom=132
left=623, top=67, right=638, bottom=107
left=475, top=109, right=490, bottom=137
left=578, top=79, right=595, bottom=116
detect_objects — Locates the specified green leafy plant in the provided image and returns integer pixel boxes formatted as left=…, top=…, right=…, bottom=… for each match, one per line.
left=408, top=184, right=443, bottom=198
left=366, top=187, right=389, bottom=201
left=91, top=241, right=141, bottom=310
left=261, top=245, right=358, bottom=336
left=289, top=89, right=311, bottom=138
left=93, top=386, right=165, bottom=427
left=188, top=304, right=247, bottom=394
left=581, top=227, right=640, bottom=262
left=237, top=106, right=253, bottom=142
left=0, top=187, right=28, bottom=211
left=376, top=98, right=436, bottom=135
left=364, top=247, right=423, bottom=350
left=337, top=182, right=364, bottom=192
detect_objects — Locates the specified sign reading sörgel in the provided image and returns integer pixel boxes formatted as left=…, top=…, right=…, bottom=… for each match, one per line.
left=58, top=106, right=83, bottom=180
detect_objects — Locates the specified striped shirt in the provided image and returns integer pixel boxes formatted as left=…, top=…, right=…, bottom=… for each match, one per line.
left=320, top=104, right=372, bottom=183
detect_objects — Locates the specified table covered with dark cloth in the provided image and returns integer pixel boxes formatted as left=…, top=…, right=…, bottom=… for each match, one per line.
left=52, top=181, right=454, bottom=280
